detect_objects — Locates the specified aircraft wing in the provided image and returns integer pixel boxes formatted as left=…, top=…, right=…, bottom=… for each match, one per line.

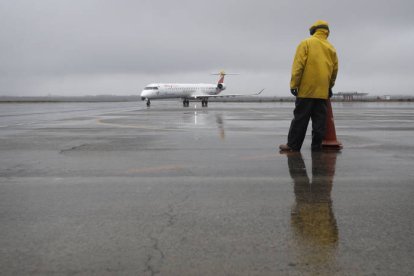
left=192, top=89, right=264, bottom=99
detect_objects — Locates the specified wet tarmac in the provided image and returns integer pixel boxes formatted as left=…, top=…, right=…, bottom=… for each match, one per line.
left=1, top=101, right=413, bottom=275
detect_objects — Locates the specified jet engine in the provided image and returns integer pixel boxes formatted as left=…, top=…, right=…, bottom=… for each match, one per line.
left=217, top=83, right=226, bottom=90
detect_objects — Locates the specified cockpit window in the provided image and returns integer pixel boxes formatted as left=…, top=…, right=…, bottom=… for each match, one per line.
left=145, top=86, right=158, bottom=90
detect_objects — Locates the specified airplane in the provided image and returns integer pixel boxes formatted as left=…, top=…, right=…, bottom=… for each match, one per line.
left=140, top=71, right=264, bottom=107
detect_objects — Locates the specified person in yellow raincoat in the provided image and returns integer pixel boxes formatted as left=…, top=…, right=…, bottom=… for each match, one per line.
left=280, top=20, right=338, bottom=151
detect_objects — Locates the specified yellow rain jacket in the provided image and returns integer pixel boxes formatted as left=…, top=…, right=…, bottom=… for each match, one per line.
left=290, top=20, right=338, bottom=99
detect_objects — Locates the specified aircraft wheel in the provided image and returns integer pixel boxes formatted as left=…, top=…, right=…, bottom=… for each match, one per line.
left=146, top=99, right=151, bottom=106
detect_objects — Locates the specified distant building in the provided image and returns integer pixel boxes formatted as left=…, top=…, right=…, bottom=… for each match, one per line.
left=335, top=91, right=368, bottom=101
left=378, top=95, right=413, bottom=101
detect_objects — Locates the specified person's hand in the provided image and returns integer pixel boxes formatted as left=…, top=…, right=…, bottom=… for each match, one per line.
left=329, top=88, right=333, bottom=98
left=290, top=88, right=298, bottom=97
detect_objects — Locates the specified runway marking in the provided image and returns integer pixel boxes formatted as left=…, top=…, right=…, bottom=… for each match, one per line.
left=247, top=109, right=270, bottom=114
left=96, top=118, right=172, bottom=130
left=126, top=165, right=186, bottom=174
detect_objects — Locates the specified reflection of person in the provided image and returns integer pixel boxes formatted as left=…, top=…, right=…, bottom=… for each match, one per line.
left=280, top=20, right=339, bottom=152
left=286, top=151, right=339, bottom=270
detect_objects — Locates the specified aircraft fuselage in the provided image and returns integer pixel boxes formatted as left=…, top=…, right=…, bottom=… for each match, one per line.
left=140, top=83, right=224, bottom=100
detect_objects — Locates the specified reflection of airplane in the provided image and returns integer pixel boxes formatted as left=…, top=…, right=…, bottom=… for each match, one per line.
left=140, top=71, right=264, bottom=107
left=286, top=151, right=339, bottom=272
left=216, top=114, right=225, bottom=140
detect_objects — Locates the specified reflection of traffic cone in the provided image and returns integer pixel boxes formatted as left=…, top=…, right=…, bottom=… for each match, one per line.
left=322, top=99, right=343, bottom=150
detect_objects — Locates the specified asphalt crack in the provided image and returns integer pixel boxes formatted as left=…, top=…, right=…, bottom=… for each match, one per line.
left=59, top=144, right=88, bottom=153
left=142, top=192, right=191, bottom=275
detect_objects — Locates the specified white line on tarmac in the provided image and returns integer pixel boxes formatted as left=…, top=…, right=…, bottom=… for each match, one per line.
left=96, top=118, right=176, bottom=131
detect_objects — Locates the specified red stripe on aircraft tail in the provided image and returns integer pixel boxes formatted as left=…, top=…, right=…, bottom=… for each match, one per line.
left=218, top=74, right=225, bottom=84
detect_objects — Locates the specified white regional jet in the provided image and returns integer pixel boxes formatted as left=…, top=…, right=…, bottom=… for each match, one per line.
left=140, top=71, right=264, bottom=107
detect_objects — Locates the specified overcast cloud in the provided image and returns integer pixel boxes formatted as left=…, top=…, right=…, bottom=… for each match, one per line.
left=0, top=0, right=413, bottom=96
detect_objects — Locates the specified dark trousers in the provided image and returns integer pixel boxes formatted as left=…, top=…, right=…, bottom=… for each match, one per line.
left=287, top=98, right=327, bottom=151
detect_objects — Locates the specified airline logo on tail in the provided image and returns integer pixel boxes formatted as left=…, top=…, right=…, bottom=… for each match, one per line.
left=217, top=70, right=225, bottom=84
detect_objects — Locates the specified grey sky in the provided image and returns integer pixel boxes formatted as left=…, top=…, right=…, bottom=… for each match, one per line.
left=1, top=0, right=413, bottom=96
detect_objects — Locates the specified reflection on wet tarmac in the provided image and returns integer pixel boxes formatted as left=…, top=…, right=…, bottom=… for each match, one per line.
left=286, top=151, right=339, bottom=271
left=216, top=114, right=225, bottom=140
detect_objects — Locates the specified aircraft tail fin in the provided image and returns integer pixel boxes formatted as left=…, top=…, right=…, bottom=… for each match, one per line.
left=211, top=70, right=239, bottom=84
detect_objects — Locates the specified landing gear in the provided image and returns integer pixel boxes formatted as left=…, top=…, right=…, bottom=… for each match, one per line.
left=201, top=98, right=208, bottom=107
left=183, top=99, right=190, bottom=107
left=146, top=99, right=151, bottom=107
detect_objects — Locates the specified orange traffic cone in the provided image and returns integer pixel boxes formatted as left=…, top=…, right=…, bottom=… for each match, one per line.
left=322, top=99, right=343, bottom=150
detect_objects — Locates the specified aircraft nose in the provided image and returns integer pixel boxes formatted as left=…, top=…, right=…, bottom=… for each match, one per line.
left=141, top=90, right=149, bottom=100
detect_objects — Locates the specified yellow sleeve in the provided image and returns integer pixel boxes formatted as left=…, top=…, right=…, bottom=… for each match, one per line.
left=290, top=40, right=308, bottom=89
left=330, top=53, right=339, bottom=88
